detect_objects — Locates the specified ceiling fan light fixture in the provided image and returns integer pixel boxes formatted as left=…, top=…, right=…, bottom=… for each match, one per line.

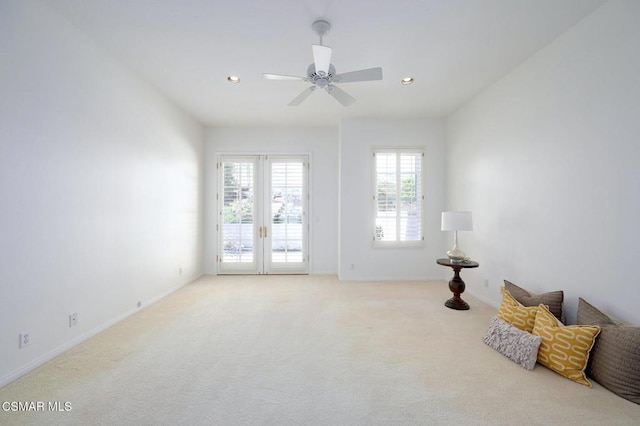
left=227, top=75, right=240, bottom=83
left=401, top=77, right=414, bottom=85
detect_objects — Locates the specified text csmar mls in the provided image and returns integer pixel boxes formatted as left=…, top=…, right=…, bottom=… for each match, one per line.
left=2, top=401, right=72, bottom=412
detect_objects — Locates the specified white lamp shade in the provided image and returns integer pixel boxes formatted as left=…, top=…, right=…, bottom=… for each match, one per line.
left=441, top=211, right=473, bottom=231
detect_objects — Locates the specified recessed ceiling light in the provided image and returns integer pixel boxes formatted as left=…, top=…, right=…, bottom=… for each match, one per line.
left=227, top=75, right=240, bottom=83
left=401, top=77, right=414, bottom=85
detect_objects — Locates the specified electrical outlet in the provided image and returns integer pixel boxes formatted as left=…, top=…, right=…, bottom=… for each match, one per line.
left=19, top=331, right=31, bottom=348
left=484, top=279, right=489, bottom=288
left=69, top=313, right=77, bottom=327
left=179, top=267, right=183, bottom=275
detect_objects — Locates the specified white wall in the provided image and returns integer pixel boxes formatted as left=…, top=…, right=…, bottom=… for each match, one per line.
left=339, top=118, right=447, bottom=281
left=446, top=0, right=640, bottom=324
left=203, top=127, right=338, bottom=275
left=0, top=1, right=203, bottom=385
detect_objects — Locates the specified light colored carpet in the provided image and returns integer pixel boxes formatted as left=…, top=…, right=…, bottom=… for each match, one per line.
left=1, top=275, right=639, bottom=425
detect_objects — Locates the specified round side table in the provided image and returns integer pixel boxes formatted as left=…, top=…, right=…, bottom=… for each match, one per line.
left=436, top=258, right=479, bottom=310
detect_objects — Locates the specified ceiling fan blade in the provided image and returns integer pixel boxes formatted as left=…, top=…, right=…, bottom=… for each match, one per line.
left=262, top=73, right=307, bottom=81
left=327, top=85, right=356, bottom=107
left=333, top=67, right=383, bottom=83
left=288, top=86, right=316, bottom=106
left=312, top=44, right=332, bottom=76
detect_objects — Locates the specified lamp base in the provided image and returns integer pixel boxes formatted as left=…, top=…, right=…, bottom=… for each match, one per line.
left=446, top=230, right=467, bottom=263
left=446, top=248, right=466, bottom=262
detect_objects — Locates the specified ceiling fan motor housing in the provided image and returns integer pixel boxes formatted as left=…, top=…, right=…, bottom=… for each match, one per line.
left=307, top=63, right=336, bottom=88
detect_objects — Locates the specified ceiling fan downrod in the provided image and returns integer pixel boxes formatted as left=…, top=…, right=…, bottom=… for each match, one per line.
left=312, top=19, right=330, bottom=46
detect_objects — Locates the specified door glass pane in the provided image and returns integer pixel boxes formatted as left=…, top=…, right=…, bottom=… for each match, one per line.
left=222, top=161, right=254, bottom=263
left=271, top=161, right=303, bottom=263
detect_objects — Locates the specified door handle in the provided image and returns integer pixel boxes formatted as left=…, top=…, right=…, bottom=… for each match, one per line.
left=259, top=226, right=263, bottom=239
left=264, top=226, right=268, bottom=238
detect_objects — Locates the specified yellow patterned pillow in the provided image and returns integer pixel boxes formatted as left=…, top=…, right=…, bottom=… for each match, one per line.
left=497, top=288, right=539, bottom=333
left=532, top=304, right=600, bottom=387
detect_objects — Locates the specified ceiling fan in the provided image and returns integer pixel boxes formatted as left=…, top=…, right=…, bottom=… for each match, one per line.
left=262, top=19, right=383, bottom=107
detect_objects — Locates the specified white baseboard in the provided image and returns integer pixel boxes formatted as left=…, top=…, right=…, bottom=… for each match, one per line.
left=468, top=289, right=500, bottom=309
left=0, top=276, right=201, bottom=389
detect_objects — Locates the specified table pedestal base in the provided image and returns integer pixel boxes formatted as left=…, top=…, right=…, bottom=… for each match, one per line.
left=445, top=296, right=469, bottom=310
left=445, top=266, right=469, bottom=310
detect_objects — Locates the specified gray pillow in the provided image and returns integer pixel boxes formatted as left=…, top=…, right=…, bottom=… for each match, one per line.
left=483, top=316, right=542, bottom=371
left=577, top=298, right=640, bottom=405
left=576, top=297, right=616, bottom=325
left=504, top=280, right=565, bottom=323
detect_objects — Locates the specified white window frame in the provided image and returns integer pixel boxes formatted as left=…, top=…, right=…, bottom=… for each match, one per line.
left=372, top=148, right=425, bottom=248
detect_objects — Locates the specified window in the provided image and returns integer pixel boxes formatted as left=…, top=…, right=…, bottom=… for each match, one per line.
left=373, top=149, right=424, bottom=246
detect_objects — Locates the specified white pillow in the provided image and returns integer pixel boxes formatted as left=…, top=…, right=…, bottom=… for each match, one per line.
left=483, top=316, right=542, bottom=370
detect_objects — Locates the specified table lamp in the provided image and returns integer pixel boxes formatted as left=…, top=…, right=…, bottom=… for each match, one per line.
left=441, top=211, right=473, bottom=262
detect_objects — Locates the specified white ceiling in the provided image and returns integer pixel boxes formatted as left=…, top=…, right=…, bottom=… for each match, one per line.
left=44, top=0, right=605, bottom=127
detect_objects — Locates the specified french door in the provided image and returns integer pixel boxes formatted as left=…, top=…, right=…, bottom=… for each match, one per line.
left=218, top=155, right=309, bottom=274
